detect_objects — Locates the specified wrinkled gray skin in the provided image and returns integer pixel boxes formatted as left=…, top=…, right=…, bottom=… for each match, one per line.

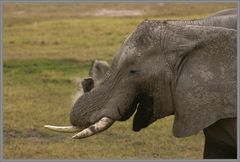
left=83, top=50, right=237, bottom=158
left=72, top=10, right=237, bottom=159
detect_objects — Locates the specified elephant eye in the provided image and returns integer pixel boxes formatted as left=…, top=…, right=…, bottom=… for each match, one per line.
left=129, top=70, right=137, bottom=74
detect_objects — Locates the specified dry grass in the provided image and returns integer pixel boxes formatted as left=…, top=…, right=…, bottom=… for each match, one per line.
left=3, top=2, right=237, bottom=160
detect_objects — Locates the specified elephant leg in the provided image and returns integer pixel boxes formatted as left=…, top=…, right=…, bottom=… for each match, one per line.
left=203, top=118, right=237, bottom=159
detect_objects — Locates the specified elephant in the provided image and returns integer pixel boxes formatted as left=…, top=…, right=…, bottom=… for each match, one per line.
left=44, top=9, right=237, bottom=159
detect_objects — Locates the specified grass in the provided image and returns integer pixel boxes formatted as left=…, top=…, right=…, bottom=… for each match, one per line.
left=4, top=17, right=140, bottom=61
left=3, top=2, right=237, bottom=160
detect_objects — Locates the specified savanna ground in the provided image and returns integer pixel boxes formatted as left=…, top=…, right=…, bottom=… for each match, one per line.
left=3, top=2, right=237, bottom=160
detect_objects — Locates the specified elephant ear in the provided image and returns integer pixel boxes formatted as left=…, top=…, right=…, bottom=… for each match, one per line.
left=168, top=24, right=237, bottom=137
left=89, top=60, right=110, bottom=87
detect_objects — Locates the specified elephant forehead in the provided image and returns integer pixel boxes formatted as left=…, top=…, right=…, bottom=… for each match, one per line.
left=117, top=45, right=140, bottom=66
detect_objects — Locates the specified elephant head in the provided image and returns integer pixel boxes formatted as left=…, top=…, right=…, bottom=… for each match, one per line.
left=45, top=20, right=236, bottom=139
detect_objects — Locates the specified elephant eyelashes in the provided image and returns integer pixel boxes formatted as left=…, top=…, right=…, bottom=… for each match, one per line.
left=129, top=70, right=137, bottom=74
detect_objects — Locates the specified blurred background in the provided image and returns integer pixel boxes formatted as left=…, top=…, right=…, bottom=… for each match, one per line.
left=3, top=3, right=237, bottom=159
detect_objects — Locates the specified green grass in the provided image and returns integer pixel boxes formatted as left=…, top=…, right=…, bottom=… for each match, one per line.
left=3, top=2, right=237, bottom=160
left=4, top=17, right=141, bottom=61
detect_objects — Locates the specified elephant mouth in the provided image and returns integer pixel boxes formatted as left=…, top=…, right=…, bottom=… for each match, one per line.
left=117, top=93, right=155, bottom=132
left=132, top=93, right=155, bottom=132
left=117, top=95, right=140, bottom=121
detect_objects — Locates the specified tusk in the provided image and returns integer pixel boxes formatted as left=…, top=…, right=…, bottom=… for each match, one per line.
left=44, top=125, right=83, bottom=133
left=72, top=117, right=114, bottom=139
